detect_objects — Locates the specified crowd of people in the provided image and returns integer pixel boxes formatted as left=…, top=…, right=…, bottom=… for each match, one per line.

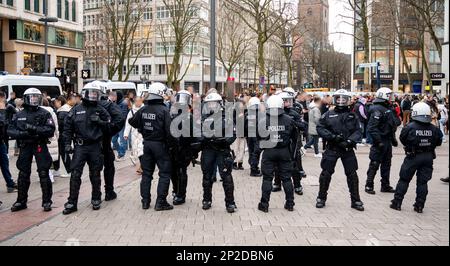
left=0, top=83, right=448, bottom=214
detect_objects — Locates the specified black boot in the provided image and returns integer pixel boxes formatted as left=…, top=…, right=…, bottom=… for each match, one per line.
left=441, top=177, right=449, bottom=183
left=226, top=203, right=237, bottom=213
left=284, top=202, right=295, bottom=212
left=294, top=187, right=304, bottom=196
left=413, top=203, right=424, bottom=214
left=250, top=169, right=262, bottom=177
left=390, top=200, right=402, bottom=211
left=92, top=200, right=102, bottom=210
left=105, top=191, right=117, bottom=201
left=202, top=201, right=212, bottom=210
left=173, top=196, right=186, bottom=206
left=316, top=198, right=326, bottom=209
left=155, top=201, right=174, bottom=211
left=381, top=186, right=395, bottom=193
left=11, top=202, right=27, bottom=212
left=92, top=200, right=102, bottom=211
left=365, top=186, right=376, bottom=195
left=232, top=162, right=239, bottom=170
left=258, top=202, right=269, bottom=213
left=351, top=201, right=364, bottom=211
left=142, top=199, right=151, bottom=210
left=43, top=202, right=52, bottom=212
left=238, top=163, right=244, bottom=170
left=62, top=203, right=77, bottom=215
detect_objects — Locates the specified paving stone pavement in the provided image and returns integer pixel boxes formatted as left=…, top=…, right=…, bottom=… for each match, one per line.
left=0, top=141, right=448, bottom=246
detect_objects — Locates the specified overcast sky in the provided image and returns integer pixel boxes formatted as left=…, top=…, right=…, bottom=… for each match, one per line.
left=328, top=0, right=353, bottom=54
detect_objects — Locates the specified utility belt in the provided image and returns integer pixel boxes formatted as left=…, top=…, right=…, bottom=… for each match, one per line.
left=326, top=143, right=354, bottom=153
left=74, top=138, right=102, bottom=146
left=405, top=147, right=434, bottom=157
left=18, top=139, right=48, bottom=147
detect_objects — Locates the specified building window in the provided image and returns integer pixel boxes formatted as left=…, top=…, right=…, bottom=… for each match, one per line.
left=131, top=65, right=139, bottom=75
left=34, top=0, right=39, bottom=13
left=157, top=64, right=166, bottom=75
left=72, top=1, right=76, bottom=22
left=142, top=65, right=152, bottom=75
left=143, top=43, right=152, bottom=55
left=57, top=0, right=62, bottom=18
left=24, top=52, right=50, bottom=73
left=157, top=6, right=172, bottom=19
left=144, top=7, right=152, bottom=20
left=25, top=0, right=31, bottom=10
left=65, top=0, right=69, bottom=20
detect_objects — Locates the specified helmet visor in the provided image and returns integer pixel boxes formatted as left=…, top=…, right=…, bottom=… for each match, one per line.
left=283, top=98, right=293, bottom=108
left=176, top=93, right=192, bottom=106
left=85, top=89, right=100, bottom=102
left=25, top=94, right=42, bottom=106
left=333, top=95, right=350, bottom=107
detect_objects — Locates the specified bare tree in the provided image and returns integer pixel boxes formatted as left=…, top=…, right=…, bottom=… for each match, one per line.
left=226, top=0, right=292, bottom=87
left=273, top=4, right=305, bottom=87
left=102, top=0, right=152, bottom=81
left=158, top=0, right=203, bottom=90
left=404, top=0, right=444, bottom=60
left=217, top=2, right=252, bottom=80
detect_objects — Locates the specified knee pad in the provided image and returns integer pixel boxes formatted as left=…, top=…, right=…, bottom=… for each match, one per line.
left=38, top=171, right=49, bottom=180
left=319, top=170, right=332, bottom=183
left=369, top=161, right=380, bottom=168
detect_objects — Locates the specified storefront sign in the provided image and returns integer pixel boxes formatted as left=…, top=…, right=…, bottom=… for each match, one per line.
left=431, top=73, right=445, bottom=79
left=54, top=68, right=64, bottom=78
left=81, top=70, right=91, bottom=79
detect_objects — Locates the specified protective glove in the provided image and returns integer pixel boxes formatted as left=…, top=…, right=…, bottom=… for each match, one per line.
left=333, top=134, right=345, bottom=143
left=25, top=124, right=37, bottom=134
left=90, top=114, right=107, bottom=126
left=391, top=138, right=399, bottom=147
left=374, top=142, right=385, bottom=149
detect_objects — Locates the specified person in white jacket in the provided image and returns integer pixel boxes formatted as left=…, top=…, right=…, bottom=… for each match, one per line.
left=41, top=99, right=59, bottom=183
left=123, top=97, right=144, bottom=175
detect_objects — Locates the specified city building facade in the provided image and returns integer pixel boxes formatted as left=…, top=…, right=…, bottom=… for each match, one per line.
left=0, top=0, right=84, bottom=93
left=351, top=0, right=447, bottom=95
left=83, top=0, right=288, bottom=93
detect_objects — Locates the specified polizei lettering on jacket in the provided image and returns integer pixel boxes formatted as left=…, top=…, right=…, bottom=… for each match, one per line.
left=415, top=130, right=433, bottom=137
left=142, top=113, right=156, bottom=120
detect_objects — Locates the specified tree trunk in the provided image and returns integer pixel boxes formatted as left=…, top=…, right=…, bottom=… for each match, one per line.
left=257, top=35, right=266, bottom=88
left=399, top=46, right=413, bottom=91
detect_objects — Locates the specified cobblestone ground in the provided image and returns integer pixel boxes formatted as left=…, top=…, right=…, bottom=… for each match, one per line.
left=0, top=140, right=448, bottom=246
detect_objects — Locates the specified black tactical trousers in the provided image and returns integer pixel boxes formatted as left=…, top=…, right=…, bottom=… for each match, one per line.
left=366, top=140, right=393, bottom=188
left=201, top=148, right=235, bottom=206
left=393, top=152, right=434, bottom=208
left=247, top=137, right=261, bottom=170
left=171, top=151, right=190, bottom=199
left=261, top=147, right=294, bottom=205
left=274, top=155, right=303, bottom=189
left=102, top=136, right=116, bottom=194
left=318, top=148, right=361, bottom=203
left=140, top=141, right=172, bottom=203
left=58, top=138, right=71, bottom=173
left=16, top=143, right=53, bottom=206
left=67, top=143, right=104, bottom=206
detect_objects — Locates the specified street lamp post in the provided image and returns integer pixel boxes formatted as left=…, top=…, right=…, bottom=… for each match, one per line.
left=39, top=16, right=58, bottom=74
left=200, top=48, right=208, bottom=95
left=210, top=0, right=216, bottom=90
left=281, top=43, right=293, bottom=87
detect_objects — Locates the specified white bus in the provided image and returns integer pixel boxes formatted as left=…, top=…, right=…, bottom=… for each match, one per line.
left=0, top=74, right=63, bottom=100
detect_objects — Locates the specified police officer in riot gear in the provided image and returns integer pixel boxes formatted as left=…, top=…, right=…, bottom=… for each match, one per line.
left=129, top=82, right=174, bottom=211
left=390, top=102, right=443, bottom=213
left=245, top=97, right=263, bottom=177
left=365, top=87, right=401, bottom=195
left=272, top=91, right=307, bottom=195
left=169, top=90, right=201, bottom=205
left=200, top=92, right=237, bottom=213
left=93, top=84, right=126, bottom=202
left=258, top=94, right=296, bottom=212
left=8, top=88, right=55, bottom=212
left=315, top=89, right=364, bottom=211
left=62, top=86, right=111, bottom=215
